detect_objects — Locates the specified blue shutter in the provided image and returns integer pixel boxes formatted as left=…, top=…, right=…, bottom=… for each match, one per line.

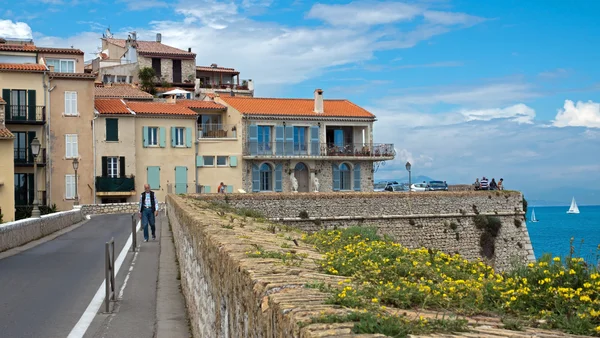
left=275, top=125, right=284, bottom=155
left=334, top=129, right=344, bottom=148
left=248, top=124, right=258, bottom=155
left=171, top=127, right=176, bottom=147
left=275, top=163, right=283, bottom=192
left=159, top=127, right=166, bottom=147
left=229, top=156, right=237, bottom=167
left=175, top=166, right=188, bottom=194
left=252, top=164, right=260, bottom=192
left=143, top=126, right=148, bottom=147
left=196, top=156, right=203, bottom=167
left=226, top=185, right=233, bottom=193
left=186, top=127, right=192, bottom=147
left=284, top=126, right=294, bottom=155
left=353, top=163, right=361, bottom=191
left=332, top=164, right=340, bottom=191
left=147, top=166, right=160, bottom=189
left=204, top=185, right=211, bottom=193
left=310, top=126, right=320, bottom=156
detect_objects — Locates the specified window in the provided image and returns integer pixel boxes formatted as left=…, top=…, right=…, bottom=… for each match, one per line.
left=203, top=156, right=214, bottom=166
left=65, top=134, right=78, bottom=158
left=13, top=132, right=27, bottom=162
left=10, top=89, right=27, bottom=117
left=107, top=157, right=118, bottom=178
left=106, top=118, right=118, bottom=141
left=148, top=127, right=158, bottom=146
left=47, top=59, right=75, bottom=73
left=116, top=76, right=128, bottom=83
left=175, top=127, right=185, bottom=146
left=217, top=156, right=228, bottom=166
left=293, top=127, right=308, bottom=154
left=65, top=174, right=75, bottom=199
left=339, top=163, right=351, bottom=191
left=152, top=58, right=161, bottom=77
left=65, top=91, right=78, bottom=116
left=14, top=173, right=34, bottom=205
left=257, top=125, right=271, bottom=154
left=103, top=75, right=115, bottom=83
left=259, top=163, right=272, bottom=191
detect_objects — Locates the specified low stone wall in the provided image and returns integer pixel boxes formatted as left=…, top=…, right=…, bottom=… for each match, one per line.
left=0, top=209, right=84, bottom=253
left=80, top=202, right=166, bottom=215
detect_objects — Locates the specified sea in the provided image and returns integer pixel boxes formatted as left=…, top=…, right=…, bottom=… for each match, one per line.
left=526, top=205, right=600, bottom=263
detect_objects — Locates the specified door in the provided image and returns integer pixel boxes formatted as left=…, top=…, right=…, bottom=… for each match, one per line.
left=294, top=163, right=309, bottom=192
left=175, top=166, right=187, bottom=194
left=173, top=60, right=182, bottom=83
left=334, top=129, right=344, bottom=148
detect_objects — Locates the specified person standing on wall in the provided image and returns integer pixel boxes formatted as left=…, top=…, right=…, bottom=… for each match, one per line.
left=218, top=182, right=226, bottom=193
left=139, top=183, right=159, bottom=242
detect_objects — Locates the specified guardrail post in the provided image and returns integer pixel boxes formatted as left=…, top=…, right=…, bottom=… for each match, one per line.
left=131, top=213, right=137, bottom=252
left=105, top=237, right=116, bottom=313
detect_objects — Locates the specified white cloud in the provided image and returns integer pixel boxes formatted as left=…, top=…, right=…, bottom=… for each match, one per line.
left=0, top=19, right=33, bottom=39
left=306, top=2, right=424, bottom=26
left=423, top=10, right=486, bottom=26
left=460, top=103, right=535, bottom=124
left=117, top=0, right=169, bottom=11
left=538, top=68, right=569, bottom=79
left=552, top=100, right=600, bottom=128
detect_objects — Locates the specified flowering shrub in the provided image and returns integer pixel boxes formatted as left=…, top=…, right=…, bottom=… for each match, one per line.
left=303, top=227, right=600, bottom=336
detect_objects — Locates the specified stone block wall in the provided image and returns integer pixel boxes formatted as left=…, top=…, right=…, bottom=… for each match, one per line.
left=138, top=56, right=195, bottom=84
left=0, top=209, right=84, bottom=253
left=80, top=202, right=166, bottom=215
left=182, top=60, right=196, bottom=83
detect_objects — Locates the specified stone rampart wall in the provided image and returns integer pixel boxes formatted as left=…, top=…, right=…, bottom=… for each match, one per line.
left=0, top=209, right=84, bottom=252
left=80, top=202, right=166, bottom=215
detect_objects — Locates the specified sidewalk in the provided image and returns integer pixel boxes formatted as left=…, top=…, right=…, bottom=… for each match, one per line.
left=84, top=212, right=190, bottom=338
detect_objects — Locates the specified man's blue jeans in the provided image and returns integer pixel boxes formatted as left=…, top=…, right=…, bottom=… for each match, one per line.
left=141, top=208, right=156, bottom=240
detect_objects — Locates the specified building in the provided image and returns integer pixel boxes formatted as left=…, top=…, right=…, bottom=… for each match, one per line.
left=196, top=64, right=254, bottom=97
left=0, top=98, right=15, bottom=222
left=201, top=89, right=395, bottom=193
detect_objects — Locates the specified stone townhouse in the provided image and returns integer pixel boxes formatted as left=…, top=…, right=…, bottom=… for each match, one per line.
left=196, top=64, right=254, bottom=97
left=199, top=89, right=395, bottom=193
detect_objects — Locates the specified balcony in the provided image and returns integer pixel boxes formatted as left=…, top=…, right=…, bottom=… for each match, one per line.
left=199, top=124, right=237, bottom=139
left=243, top=142, right=395, bottom=159
left=95, top=176, right=136, bottom=196
left=198, top=82, right=250, bottom=91
left=5, top=105, right=46, bottom=124
left=14, top=148, right=47, bottom=167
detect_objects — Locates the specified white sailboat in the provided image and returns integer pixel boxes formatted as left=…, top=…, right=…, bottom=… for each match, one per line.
left=531, top=209, right=539, bottom=222
left=567, top=197, right=580, bottom=214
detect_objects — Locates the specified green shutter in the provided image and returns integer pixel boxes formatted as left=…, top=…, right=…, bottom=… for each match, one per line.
left=204, top=185, right=211, bottom=193
left=353, top=163, right=361, bottom=191
left=186, top=127, right=192, bottom=147
left=106, top=118, right=118, bottom=141
left=147, top=166, right=160, bottom=189
left=101, top=157, right=108, bottom=177
left=159, top=127, right=166, bottom=147
left=27, top=90, right=36, bottom=121
left=142, top=126, right=148, bottom=147
left=226, top=185, right=233, bottom=193
left=120, top=157, right=126, bottom=178
left=2, top=89, right=11, bottom=119
left=175, top=166, right=187, bottom=194
left=196, top=156, right=203, bottom=167
left=229, top=156, right=237, bottom=167
left=171, top=127, right=176, bottom=147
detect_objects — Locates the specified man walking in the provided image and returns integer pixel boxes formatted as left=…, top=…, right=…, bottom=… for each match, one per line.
left=139, top=183, right=159, bottom=242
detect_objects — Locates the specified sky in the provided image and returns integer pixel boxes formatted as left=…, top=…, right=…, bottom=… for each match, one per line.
left=1, top=0, right=599, bottom=206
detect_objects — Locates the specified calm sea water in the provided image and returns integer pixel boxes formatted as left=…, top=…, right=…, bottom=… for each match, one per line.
left=527, top=205, right=600, bottom=263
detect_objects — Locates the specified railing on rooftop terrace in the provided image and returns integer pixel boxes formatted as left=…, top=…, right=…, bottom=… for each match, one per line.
left=198, top=83, right=250, bottom=90
left=5, top=105, right=46, bottom=123
left=243, top=142, right=395, bottom=158
left=198, top=124, right=237, bottom=139
left=95, top=176, right=136, bottom=193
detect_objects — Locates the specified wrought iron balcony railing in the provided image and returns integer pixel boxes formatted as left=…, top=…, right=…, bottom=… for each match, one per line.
left=5, top=105, right=46, bottom=123
left=243, top=142, right=395, bottom=158
left=198, top=124, right=237, bottom=139
left=95, top=176, right=135, bottom=193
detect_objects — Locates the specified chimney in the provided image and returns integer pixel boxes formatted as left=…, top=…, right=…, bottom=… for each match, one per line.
left=188, top=47, right=191, bottom=52
left=166, top=94, right=176, bottom=104
left=314, top=89, right=324, bottom=114
left=156, top=33, right=162, bottom=43
left=247, top=79, right=254, bottom=91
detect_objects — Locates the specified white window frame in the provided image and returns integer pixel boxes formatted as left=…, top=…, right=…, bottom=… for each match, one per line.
left=175, top=127, right=185, bottom=147
left=148, top=127, right=158, bottom=146
left=108, top=157, right=118, bottom=178
left=216, top=156, right=228, bottom=166
left=65, top=134, right=78, bottom=159
left=65, top=174, right=75, bottom=199
left=64, top=91, right=78, bottom=116
left=203, top=156, right=215, bottom=167
left=47, top=58, right=75, bottom=73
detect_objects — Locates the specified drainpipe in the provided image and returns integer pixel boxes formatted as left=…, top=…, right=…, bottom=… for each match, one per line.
left=92, top=111, right=99, bottom=203
left=195, top=116, right=199, bottom=193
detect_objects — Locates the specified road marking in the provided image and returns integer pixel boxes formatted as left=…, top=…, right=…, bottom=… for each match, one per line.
left=118, top=250, right=138, bottom=300
left=66, top=220, right=141, bottom=338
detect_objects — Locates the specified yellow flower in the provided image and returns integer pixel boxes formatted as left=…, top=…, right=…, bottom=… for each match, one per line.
left=553, top=257, right=561, bottom=262
left=569, top=269, right=576, bottom=275
left=371, top=298, right=379, bottom=303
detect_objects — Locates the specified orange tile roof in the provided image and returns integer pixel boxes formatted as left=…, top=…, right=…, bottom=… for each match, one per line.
left=103, top=38, right=195, bottom=59
left=126, top=101, right=197, bottom=116
left=94, top=85, right=154, bottom=100
left=0, top=44, right=84, bottom=54
left=0, top=97, right=5, bottom=104
left=177, top=99, right=225, bottom=110
left=94, top=99, right=132, bottom=115
left=0, top=127, right=15, bottom=139
left=219, top=96, right=375, bottom=118
left=0, top=63, right=48, bottom=72
left=196, top=65, right=239, bottom=74
left=49, top=72, right=96, bottom=80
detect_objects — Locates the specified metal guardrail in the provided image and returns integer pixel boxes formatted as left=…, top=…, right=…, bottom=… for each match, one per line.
left=131, top=213, right=138, bottom=252
left=105, top=237, right=116, bottom=313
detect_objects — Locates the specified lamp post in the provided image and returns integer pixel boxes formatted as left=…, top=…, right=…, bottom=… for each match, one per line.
left=405, top=161, right=412, bottom=191
left=72, top=157, right=79, bottom=206
left=30, top=137, right=41, bottom=218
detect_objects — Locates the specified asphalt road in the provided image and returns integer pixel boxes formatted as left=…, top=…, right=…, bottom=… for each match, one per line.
left=0, top=213, right=133, bottom=338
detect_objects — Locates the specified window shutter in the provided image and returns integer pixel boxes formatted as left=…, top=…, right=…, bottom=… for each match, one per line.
left=175, top=166, right=187, bottom=194
left=229, top=156, right=237, bottom=167
left=101, top=157, right=108, bottom=177
left=142, top=126, right=148, bottom=147
left=171, top=127, right=176, bottom=147
left=64, top=92, right=70, bottom=115
left=196, top=156, right=203, bottom=167
left=186, top=127, right=192, bottom=147
left=310, top=126, right=320, bottom=155
left=275, top=163, right=283, bottom=192
left=248, top=124, right=258, bottom=155
left=353, top=163, right=361, bottom=191
left=28, top=173, right=35, bottom=204
left=120, top=157, right=126, bottom=178
left=72, top=92, right=78, bottom=115
left=73, top=135, right=78, bottom=157
left=2, top=89, right=10, bottom=118
left=226, top=185, right=233, bottom=193
left=275, top=125, right=284, bottom=155
left=204, top=185, right=211, bottom=193
left=106, top=119, right=118, bottom=141
left=147, top=166, right=160, bottom=189
left=27, top=90, right=36, bottom=121
left=332, top=164, right=340, bottom=191
left=159, top=127, right=166, bottom=147
left=284, top=126, right=294, bottom=155
left=252, top=164, right=260, bottom=192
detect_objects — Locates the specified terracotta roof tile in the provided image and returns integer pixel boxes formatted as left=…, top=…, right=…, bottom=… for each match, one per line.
left=103, top=38, right=195, bottom=59
left=0, top=63, right=48, bottom=72
left=49, top=72, right=96, bottom=80
left=0, top=44, right=83, bottom=54
left=196, top=65, right=239, bottom=74
left=219, top=96, right=375, bottom=118
left=126, top=101, right=197, bottom=116
left=94, top=85, right=154, bottom=100
left=37, top=46, right=84, bottom=55
left=177, top=99, right=226, bottom=110
left=0, top=127, right=15, bottom=139
left=95, top=99, right=131, bottom=115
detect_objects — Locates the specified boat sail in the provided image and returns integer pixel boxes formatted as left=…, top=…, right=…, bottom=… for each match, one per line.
left=567, top=197, right=580, bottom=214
left=531, top=209, right=539, bottom=222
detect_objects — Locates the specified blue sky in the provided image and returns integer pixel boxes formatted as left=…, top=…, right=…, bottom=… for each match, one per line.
left=1, top=0, right=599, bottom=205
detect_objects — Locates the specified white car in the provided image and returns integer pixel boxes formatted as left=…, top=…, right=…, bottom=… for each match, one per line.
left=410, top=183, right=427, bottom=192
left=373, top=181, right=399, bottom=192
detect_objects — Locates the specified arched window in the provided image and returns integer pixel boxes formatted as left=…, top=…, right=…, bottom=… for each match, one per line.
left=259, top=163, right=273, bottom=191
left=339, top=163, right=351, bottom=190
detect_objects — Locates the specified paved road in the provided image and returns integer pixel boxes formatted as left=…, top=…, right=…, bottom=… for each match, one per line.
left=0, top=213, right=133, bottom=338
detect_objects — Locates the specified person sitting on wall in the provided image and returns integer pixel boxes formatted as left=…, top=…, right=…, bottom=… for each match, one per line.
left=474, top=178, right=481, bottom=190
left=490, top=178, right=498, bottom=190
left=480, top=177, right=489, bottom=190
left=498, top=178, right=504, bottom=191
left=218, top=182, right=226, bottom=193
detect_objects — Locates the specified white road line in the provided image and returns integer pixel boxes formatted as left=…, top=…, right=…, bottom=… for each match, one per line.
left=67, top=220, right=141, bottom=338
left=118, top=250, right=138, bottom=300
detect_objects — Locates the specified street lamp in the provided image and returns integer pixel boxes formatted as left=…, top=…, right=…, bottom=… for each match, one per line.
left=405, top=161, right=412, bottom=191
left=30, top=137, right=41, bottom=218
left=72, top=157, right=79, bottom=206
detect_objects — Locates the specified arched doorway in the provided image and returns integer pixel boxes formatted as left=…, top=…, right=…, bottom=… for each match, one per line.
left=294, top=162, right=309, bottom=192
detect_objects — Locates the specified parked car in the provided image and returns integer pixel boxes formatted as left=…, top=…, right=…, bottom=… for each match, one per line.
left=426, top=181, right=449, bottom=191
left=391, top=184, right=407, bottom=192
left=373, top=181, right=399, bottom=192
left=410, top=183, right=427, bottom=192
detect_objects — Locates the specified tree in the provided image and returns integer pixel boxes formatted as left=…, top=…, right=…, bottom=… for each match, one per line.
left=138, top=67, right=156, bottom=94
